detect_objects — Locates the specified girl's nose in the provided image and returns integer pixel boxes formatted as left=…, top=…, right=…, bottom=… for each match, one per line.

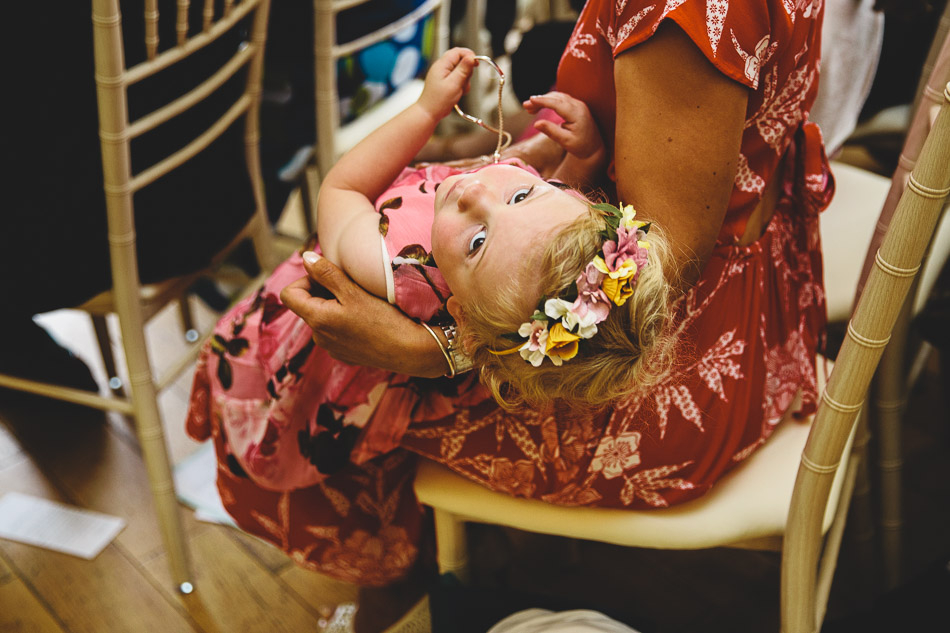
left=457, top=179, right=489, bottom=213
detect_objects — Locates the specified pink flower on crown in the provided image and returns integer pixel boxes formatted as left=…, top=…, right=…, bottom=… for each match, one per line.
left=573, top=262, right=611, bottom=325
left=517, top=316, right=549, bottom=367
left=594, top=225, right=651, bottom=307
left=603, top=225, right=649, bottom=275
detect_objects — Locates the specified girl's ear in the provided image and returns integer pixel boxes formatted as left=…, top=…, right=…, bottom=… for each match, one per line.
left=446, top=295, right=465, bottom=324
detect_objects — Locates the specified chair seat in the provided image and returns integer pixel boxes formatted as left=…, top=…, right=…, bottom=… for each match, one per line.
left=821, top=160, right=950, bottom=322
left=415, top=369, right=855, bottom=551
left=821, top=161, right=890, bottom=323
left=79, top=273, right=201, bottom=319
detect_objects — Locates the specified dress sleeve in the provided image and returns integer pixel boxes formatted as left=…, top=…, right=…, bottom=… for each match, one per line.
left=608, top=0, right=774, bottom=90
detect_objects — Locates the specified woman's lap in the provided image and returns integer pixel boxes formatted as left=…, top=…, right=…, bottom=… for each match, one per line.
left=188, top=188, right=825, bottom=585
left=401, top=190, right=825, bottom=510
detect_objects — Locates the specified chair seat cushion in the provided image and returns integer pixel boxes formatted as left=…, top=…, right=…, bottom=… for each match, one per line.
left=821, top=161, right=890, bottom=323
left=820, top=160, right=950, bottom=321
left=79, top=273, right=198, bottom=319
left=414, top=365, right=855, bottom=550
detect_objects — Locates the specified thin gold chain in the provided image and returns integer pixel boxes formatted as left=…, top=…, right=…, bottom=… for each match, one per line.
left=453, top=55, right=512, bottom=162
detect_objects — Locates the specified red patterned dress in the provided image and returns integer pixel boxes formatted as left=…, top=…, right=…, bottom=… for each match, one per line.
left=187, top=0, right=833, bottom=586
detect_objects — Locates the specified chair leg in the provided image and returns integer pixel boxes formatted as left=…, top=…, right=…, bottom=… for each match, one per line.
left=298, top=160, right=318, bottom=236
left=847, top=406, right=878, bottom=603
left=873, top=299, right=913, bottom=590
left=178, top=297, right=199, bottom=343
left=92, top=315, right=122, bottom=393
left=122, top=323, right=193, bottom=593
left=432, top=508, right=470, bottom=583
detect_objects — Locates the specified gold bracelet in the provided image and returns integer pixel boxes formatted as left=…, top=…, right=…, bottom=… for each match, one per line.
left=421, top=322, right=456, bottom=378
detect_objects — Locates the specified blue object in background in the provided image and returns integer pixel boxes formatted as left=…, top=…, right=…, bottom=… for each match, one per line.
left=337, top=12, right=434, bottom=124
left=359, top=41, right=398, bottom=82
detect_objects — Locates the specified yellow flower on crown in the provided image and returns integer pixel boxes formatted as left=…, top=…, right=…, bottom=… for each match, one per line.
left=601, top=272, right=635, bottom=306
left=544, top=322, right=581, bottom=365
left=620, top=204, right=650, bottom=232
left=592, top=255, right=638, bottom=306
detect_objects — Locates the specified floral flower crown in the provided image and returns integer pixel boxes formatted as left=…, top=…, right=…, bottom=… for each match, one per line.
left=493, top=203, right=651, bottom=367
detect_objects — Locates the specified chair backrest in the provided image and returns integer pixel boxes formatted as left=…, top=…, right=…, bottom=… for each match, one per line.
left=91, top=0, right=275, bottom=299
left=854, top=0, right=950, bottom=306
left=313, top=0, right=450, bottom=177
left=782, top=80, right=950, bottom=632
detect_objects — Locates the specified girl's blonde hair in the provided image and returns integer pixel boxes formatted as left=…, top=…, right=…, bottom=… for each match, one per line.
left=459, top=204, right=674, bottom=410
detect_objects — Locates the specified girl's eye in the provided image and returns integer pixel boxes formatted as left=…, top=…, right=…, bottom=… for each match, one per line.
left=468, top=229, right=487, bottom=254
left=509, top=186, right=533, bottom=204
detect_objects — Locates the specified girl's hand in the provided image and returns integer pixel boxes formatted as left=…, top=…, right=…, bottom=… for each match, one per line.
left=522, top=91, right=606, bottom=163
left=418, top=47, right=478, bottom=120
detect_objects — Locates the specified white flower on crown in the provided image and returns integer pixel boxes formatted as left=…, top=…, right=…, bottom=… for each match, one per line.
left=545, top=298, right=600, bottom=339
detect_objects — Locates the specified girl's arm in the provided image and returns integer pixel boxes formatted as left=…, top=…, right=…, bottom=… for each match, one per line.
left=316, top=48, right=478, bottom=296
left=612, top=21, right=749, bottom=288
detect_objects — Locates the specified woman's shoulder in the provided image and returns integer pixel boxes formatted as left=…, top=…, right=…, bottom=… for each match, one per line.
left=582, top=0, right=818, bottom=89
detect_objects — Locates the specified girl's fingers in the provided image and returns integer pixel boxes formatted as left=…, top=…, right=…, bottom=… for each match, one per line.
left=534, top=119, right=575, bottom=150
left=523, top=92, right=580, bottom=121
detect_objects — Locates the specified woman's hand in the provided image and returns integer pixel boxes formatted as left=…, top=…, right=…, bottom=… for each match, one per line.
left=418, top=47, right=478, bottom=121
left=280, top=253, right=449, bottom=378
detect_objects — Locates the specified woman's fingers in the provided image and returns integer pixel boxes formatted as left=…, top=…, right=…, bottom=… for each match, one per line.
left=279, top=276, right=331, bottom=331
left=279, top=253, right=352, bottom=330
left=279, top=255, right=442, bottom=375
left=300, top=251, right=355, bottom=301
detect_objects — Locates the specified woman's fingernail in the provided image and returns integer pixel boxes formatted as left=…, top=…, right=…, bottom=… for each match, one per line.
left=303, top=251, right=320, bottom=265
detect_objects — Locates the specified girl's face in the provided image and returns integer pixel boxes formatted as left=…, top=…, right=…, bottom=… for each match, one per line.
left=431, top=164, right=589, bottom=320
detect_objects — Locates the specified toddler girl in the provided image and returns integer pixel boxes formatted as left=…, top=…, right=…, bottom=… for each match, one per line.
left=186, top=48, right=670, bottom=493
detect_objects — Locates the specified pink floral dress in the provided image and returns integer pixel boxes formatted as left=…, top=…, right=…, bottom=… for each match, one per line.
left=187, top=0, right=834, bottom=586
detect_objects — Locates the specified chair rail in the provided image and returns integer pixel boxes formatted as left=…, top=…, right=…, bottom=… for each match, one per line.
left=331, top=0, right=443, bottom=59
left=127, top=42, right=256, bottom=140
left=125, top=0, right=261, bottom=85
left=129, top=94, right=251, bottom=193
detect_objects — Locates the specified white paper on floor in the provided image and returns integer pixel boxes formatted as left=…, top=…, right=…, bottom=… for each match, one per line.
left=0, top=492, right=126, bottom=559
left=173, top=440, right=236, bottom=527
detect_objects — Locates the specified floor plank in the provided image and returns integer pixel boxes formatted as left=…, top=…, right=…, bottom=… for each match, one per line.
left=0, top=541, right=197, bottom=633
left=279, top=562, right=360, bottom=618
left=142, top=528, right=323, bottom=633
left=0, top=397, right=204, bottom=563
left=225, top=529, right=296, bottom=575
left=0, top=459, right=197, bottom=633
left=0, top=554, right=68, bottom=633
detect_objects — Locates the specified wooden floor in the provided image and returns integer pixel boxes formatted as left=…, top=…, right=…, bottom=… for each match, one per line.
left=1, top=183, right=949, bottom=633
